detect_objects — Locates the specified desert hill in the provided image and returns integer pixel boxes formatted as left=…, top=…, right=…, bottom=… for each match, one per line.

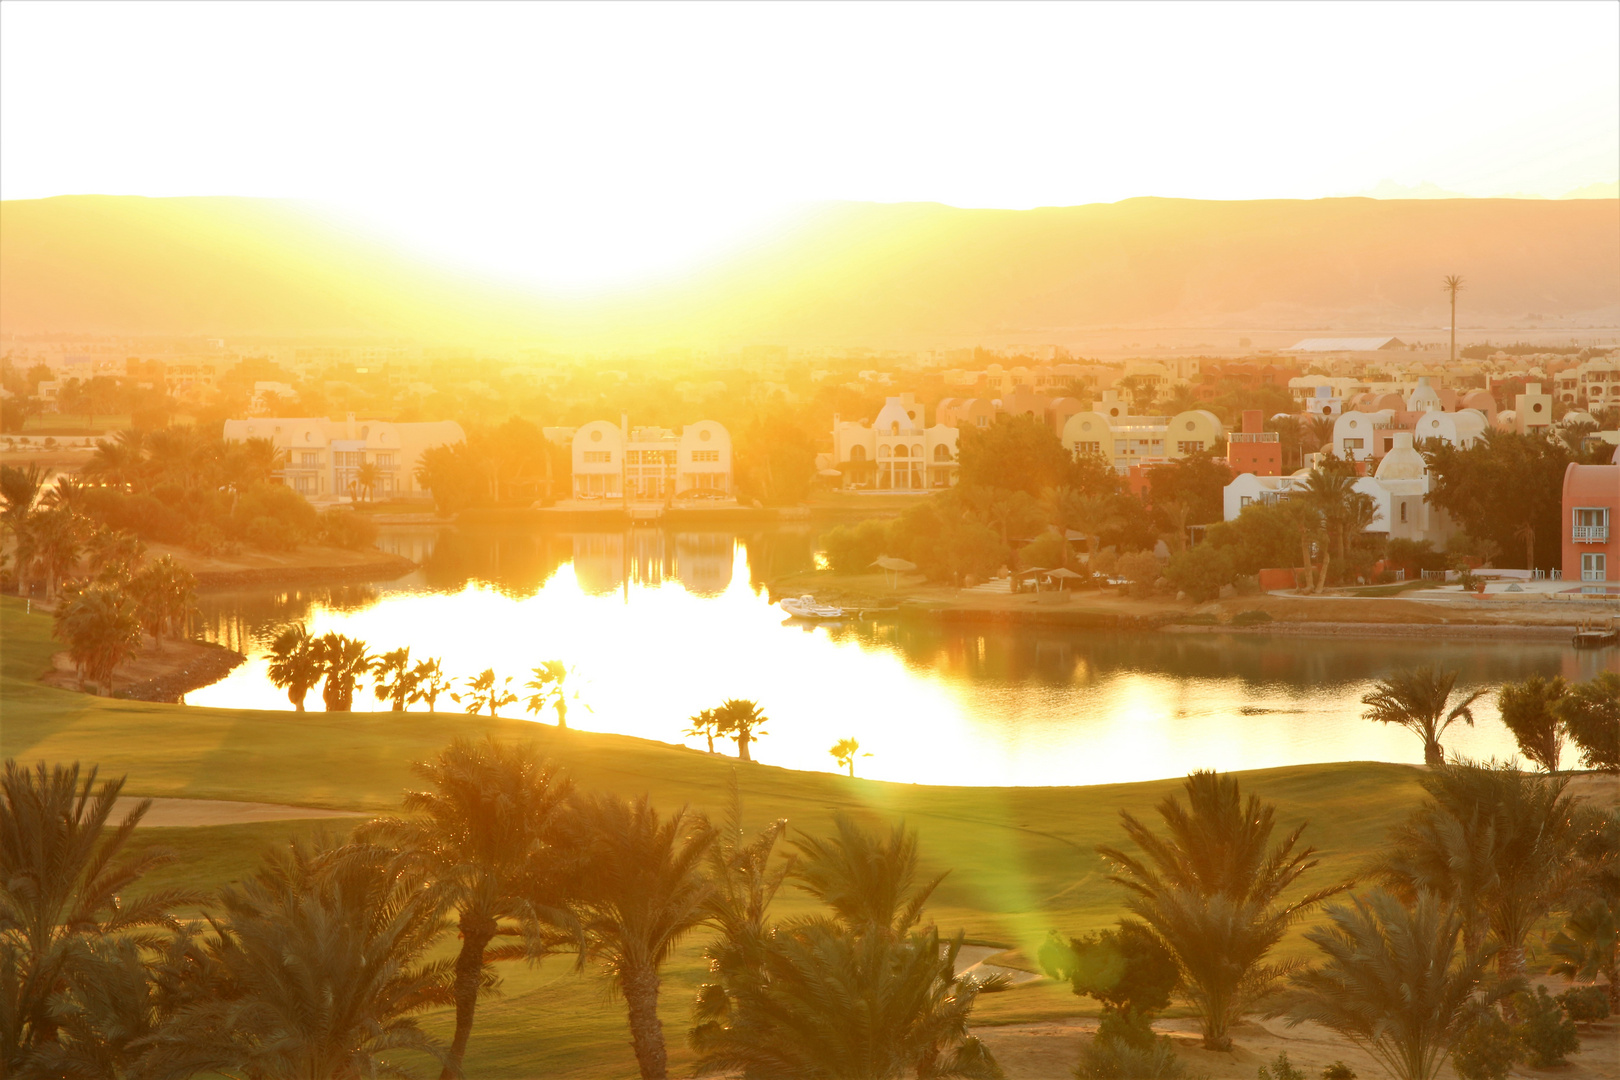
left=2, top=194, right=1615, bottom=347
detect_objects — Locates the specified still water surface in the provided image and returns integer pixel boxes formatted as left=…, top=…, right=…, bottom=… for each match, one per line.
left=186, top=527, right=1619, bottom=787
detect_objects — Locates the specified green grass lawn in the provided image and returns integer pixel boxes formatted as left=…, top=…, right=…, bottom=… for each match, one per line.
left=1, top=595, right=1429, bottom=1078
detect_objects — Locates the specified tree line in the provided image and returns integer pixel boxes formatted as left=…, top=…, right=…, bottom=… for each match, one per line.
left=5, top=735, right=1616, bottom=1080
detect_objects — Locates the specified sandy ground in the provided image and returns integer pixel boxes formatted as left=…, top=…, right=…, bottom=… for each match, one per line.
left=972, top=995, right=1618, bottom=1080
left=111, top=796, right=368, bottom=827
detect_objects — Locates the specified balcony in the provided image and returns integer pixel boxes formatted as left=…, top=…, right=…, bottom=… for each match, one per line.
left=1573, top=525, right=1610, bottom=543
left=1228, top=432, right=1279, bottom=443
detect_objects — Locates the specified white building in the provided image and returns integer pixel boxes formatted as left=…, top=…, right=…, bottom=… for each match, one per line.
left=1222, top=434, right=1454, bottom=545
left=224, top=416, right=465, bottom=501
left=568, top=420, right=732, bottom=501
left=1059, top=391, right=1224, bottom=469
left=830, top=394, right=959, bottom=491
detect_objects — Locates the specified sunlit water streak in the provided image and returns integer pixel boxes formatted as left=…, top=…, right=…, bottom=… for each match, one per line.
left=186, top=532, right=1618, bottom=787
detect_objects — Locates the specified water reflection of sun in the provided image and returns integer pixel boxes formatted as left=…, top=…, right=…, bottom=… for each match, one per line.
left=190, top=541, right=1553, bottom=786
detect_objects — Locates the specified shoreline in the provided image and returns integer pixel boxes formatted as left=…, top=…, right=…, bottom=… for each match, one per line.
left=42, top=636, right=246, bottom=703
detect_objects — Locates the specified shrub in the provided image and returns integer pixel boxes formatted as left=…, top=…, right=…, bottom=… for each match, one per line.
left=1453, top=1008, right=1516, bottom=1080
left=318, top=509, right=378, bottom=550
left=1020, top=529, right=1069, bottom=572
left=1256, top=1052, right=1306, bottom=1080
left=1513, top=985, right=1579, bottom=1067
left=821, top=518, right=892, bottom=574
left=1117, top=551, right=1161, bottom=599
left=1231, top=609, right=1273, bottom=627
left=1165, top=544, right=1236, bottom=603
left=244, top=515, right=299, bottom=552
left=1065, top=924, right=1180, bottom=1020
left=1076, top=1030, right=1186, bottom=1080
left=1320, top=1063, right=1356, bottom=1080
left=1557, top=985, right=1610, bottom=1023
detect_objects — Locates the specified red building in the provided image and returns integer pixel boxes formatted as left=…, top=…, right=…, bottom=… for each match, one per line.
left=1226, top=410, right=1281, bottom=476
left=1562, top=461, right=1620, bottom=586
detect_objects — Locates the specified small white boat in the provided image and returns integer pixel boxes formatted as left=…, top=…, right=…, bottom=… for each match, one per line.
left=779, top=594, right=846, bottom=620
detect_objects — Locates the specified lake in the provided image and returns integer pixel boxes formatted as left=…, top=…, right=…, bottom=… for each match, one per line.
left=185, top=526, right=1619, bottom=787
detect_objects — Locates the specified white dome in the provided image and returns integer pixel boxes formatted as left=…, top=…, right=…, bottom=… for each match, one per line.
left=1406, top=376, right=1442, bottom=413
left=1375, top=432, right=1427, bottom=481
left=1561, top=411, right=1596, bottom=427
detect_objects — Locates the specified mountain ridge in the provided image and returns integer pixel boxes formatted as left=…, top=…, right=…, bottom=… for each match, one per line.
left=2, top=194, right=1615, bottom=347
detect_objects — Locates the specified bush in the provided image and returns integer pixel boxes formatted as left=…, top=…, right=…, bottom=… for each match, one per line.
left=1256, top=1052, right=1306, bottom=1080
left=1320, top=1063, right=1356, bottom=1080
left=1231, top=609, right=1273, bottom=627
left=318, top=509, right=378, bottom=550
left=821, top=518, right=893, bottom=574
left=1514, top=985, right=1579, bottom=1067
left=1164, top=544, right=1236, bottom=603
left=1453, top=1008, right=1516, bottom=1080
left=244, top=515, right=300, bottom=552
left=1557, top=985, right=1611, bottom=1023
left=1021, top=530, right=1070, bottom=572
left=1076, top=1031, right=1187, bottom=1080
left=1065, top=924, right=1179, bottom=1020
left=1117, top=551, right=1161, bottom=599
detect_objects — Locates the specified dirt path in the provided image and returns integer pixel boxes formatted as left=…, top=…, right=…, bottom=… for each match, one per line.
left=113, top=796, right=369, bottom=827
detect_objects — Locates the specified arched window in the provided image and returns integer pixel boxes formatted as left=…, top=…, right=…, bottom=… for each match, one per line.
left=893, top=445, right=909, bottom=458
left=933, top=444, right=952, bottom=462
left=878, top=445, right=891, bottom=459
left=849, top=445, right=867, bottom=462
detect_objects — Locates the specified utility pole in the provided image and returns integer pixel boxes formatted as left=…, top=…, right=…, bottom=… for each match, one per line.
left=1442, top=275, right=1464, bottom=364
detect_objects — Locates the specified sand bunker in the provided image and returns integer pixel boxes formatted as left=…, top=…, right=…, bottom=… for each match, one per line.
left=112, top=796, right=369, bottom=828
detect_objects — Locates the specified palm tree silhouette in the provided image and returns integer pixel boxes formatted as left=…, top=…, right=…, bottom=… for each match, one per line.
left=568, top=793, right=716, bottom=1080
left=828, top=737, right=870, bottom=778
left=267, top=623, right=323, bottom=711
left=317, top=633, right=372, bottom=712
left=362, top=739, right=574, bottom=1079
left=1360, top=666, right=1483, bottom=767
left=714, top=699, right=768, bottom=763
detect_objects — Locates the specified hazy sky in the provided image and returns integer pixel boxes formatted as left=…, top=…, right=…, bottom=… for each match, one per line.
left=3, top=1, right=1615, bottom=288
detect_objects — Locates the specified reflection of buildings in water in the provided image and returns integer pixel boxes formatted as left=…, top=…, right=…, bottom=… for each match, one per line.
left=674, top=533, right=734, bottom=595
left=568, top=531, right=735, bottom=595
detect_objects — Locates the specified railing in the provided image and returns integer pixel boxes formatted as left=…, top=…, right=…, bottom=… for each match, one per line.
left=1228, top=433, right=1278, bottom=443
left=1574, top=525, right=1610, bottom=543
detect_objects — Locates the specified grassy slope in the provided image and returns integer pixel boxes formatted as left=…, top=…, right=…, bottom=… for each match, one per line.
left=1, top=596, right=1426, bottom=1078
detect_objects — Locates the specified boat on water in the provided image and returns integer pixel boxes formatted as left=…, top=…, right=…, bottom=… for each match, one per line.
left=779, top=595, right=846, bottom=620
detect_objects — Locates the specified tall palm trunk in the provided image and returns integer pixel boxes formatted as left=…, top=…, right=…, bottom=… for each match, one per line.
left=442, top=912, right=497, bottom=1080
left=737, top=730, right=751, bottom=763
left=623, top=963, right=668, bottom=1079
left=1423, top=733, right=1443, bottom=767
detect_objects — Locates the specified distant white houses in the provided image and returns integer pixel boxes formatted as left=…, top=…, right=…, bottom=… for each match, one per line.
left=830, top=393, right=959, bottom=490
left=562, top=420, right=733, bottom=501
left=1058, top=390, right=1224, bottom=469
left=1223, top=434, right=1456, bottom=546
left=223, top=416, right=465, bottom=501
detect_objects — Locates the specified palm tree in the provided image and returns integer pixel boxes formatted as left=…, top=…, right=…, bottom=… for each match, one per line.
left=361, top=739, right=574, bottom=1079
left=790, top=815, right=946, bottom=942
left=1300, top=415, right=1336, bottom=455
left=693, top=814, right=1000, bottom=1078
left=829, top=737, right=871, bottom=778
left=685, top=708, right=720, bottom=753
left=524, top=660, right=580, bottom=728
left=1547, top=900, right=1619, bottom=1012
left=691, top=922, right=1002, bottom=1079
left=267, top=623, right=323, bottom=711
left=0, top=761, right=194, bottom=1073
left=1097, top=770, right=1350, bottom=1050
left=356, top=461, right=381, bottom=503
left=1273, top=889, right=1493, bottom=1080
left=1, top=463, right=48, bottom=596
left=52, top=584, right=144, bottom=694
left=81, top=430, right=148, bottom=491
left=1497, top=675, right=1568, bottom=772
left=142, top=837, right=454, bottom=1079
left=1360, top=666, right=1484, bottom=767
left=31, top=506, right=90, bottom=601
left=1048, top=486, right=1119, bottom=568
left=372, top=647, right=417, bottom=711
left=1556, top=672, right=1619, bottom=772
left=1443, top=275, right=1465, bottom=364
left=130, top=554, right=196, bottom=652
left=408, top=658, right=451, bottom=712
left=568, top=793, right=716, bottom=1080
left=1375, top=761, right=1590, bottom=983
left=1300, top=460, right=1374, bottom=590
left=714, top=698, right=768, bottom=763
left=318, top=632, right=373, bottom=712
left=83, top=527, right=144, bottom=583
left=454, top=668, right=517, bottom=718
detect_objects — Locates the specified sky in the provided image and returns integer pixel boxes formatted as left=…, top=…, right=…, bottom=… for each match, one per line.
left=2, top=0, right=1616, bottom=289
